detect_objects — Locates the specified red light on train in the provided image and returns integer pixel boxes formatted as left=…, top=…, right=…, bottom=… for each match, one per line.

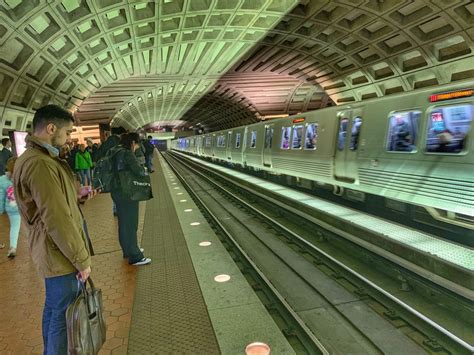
left=292, top=117, right=305, bottom=123
left=429, top=89, right=473, bottom=102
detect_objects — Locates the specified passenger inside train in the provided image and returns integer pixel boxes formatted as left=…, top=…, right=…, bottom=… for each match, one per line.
left=426, top=104, right=472, bottom=153
left=386, top=112, right=419, bottom=152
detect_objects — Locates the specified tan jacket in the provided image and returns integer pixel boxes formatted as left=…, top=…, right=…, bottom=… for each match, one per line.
left=13, top=136, right=91, bottom=278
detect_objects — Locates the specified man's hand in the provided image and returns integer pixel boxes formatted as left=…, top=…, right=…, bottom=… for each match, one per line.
left=78, top=187, right=100, bottom=204
left=77, top=266, right=91, bottom=282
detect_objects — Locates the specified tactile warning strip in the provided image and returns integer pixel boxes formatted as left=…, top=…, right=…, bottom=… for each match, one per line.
left=127, top=154, right=220, bottom=354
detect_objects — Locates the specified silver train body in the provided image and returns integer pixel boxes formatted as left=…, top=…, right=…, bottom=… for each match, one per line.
left=172, top=81, right=474, bottom=230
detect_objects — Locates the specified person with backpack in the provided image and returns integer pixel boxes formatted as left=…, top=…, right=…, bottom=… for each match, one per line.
left=95, top=127, right=126, bottom=216
left=75, top=144, right=93, bottom=186
left=109, top=132, right=151, bottom=266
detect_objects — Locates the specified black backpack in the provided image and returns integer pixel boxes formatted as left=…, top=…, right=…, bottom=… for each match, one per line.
left=92, top=148, right=121, bottom=192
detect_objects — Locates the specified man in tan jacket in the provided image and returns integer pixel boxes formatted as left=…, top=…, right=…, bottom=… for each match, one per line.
left=13, top=104, right=92, bottom=354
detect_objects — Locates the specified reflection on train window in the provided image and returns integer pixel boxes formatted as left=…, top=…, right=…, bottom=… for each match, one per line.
left=292, top=125, right=303, bottom=149
left=264, top=126, right=273, bottom=149
left=281, top=127, right=291, bottom=149
left=337, top=118, right=349, bottom=151
left=205, top=136, right=211, bottom=147
left=235, top=133, right=241, bottom=148
left=250, top=131, right=257, bottom=148
left=426, top=104, right=472, bottom=154
left=227, top=132, right=232, bottom=148
left=386, top=110, right=420, bottom=152
left=185, top=139, right=189, bottom=148
left=304, top=123, right=318, bottom=150
left=350, top=117, right=363, bottom=150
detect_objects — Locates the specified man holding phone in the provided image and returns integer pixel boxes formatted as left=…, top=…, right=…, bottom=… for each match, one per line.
left=13, top=105, right=92, bottom=355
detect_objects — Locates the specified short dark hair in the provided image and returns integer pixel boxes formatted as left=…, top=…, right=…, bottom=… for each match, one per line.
left=147, top=135, right=152, bottom=139
left=111, top=126, right=127, bottom=135
left=1, top=138, right=9, bottom=146
left=33, top=105, right=74, bottom=132
left=120, top=132, right=140, bottom=150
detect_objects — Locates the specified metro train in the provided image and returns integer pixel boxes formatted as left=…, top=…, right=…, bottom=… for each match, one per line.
left=172, top=81, right=474, bottom=238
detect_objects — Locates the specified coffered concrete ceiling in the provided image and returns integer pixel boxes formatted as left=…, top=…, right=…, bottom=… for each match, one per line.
left=0, top=0, right=473, bottom=133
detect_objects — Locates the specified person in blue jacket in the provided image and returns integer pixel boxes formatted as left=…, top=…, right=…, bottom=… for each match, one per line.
left=0, top=157, right=21, bottom=257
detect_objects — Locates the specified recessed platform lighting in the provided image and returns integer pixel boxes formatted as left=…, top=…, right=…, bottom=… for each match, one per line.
left=184, top=209, right=193, bottom=212
left=190, top=222, right=200, bottom=226
left=199, top=241, right=211, bottom=247
left=173, top=187, right=179, bottom=190
left=179, top=199, right=187, bottom=202
left=177, top=192, right=183, bottom=195
left=214, top=274, right=230, bottom=282
left=245, top=342, right=270, bottom=355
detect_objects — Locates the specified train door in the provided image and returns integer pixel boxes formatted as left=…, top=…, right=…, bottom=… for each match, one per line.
left=197, top=136, right=202, bottom=155
left=242, top=127, right=248, bottom=163
left=334, top=110, right=363, bottom=182
left=226, top=131, right=232, bottom=160
left=263, top=124, right=274, bottom=167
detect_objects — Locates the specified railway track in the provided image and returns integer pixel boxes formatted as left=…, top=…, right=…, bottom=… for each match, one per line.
left=163, top=152, right=473, bottom=355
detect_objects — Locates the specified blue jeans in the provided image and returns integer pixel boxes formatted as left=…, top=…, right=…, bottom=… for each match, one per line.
left=7, top=211, right=20, bottom=249
left=145, top=154, right=153, bottom=172
left=43, top=272, right=79, bottom=355
left=78, top=169, right=91, bottom=186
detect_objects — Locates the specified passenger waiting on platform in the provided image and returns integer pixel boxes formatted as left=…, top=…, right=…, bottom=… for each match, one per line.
left=110, top=132, right=151, bottom=266
left=96, top=126, right=126, bottom=216
left=75, top=144, right=93, bottom=186
left=12, top=104, right=92, bottom=355
left=0, top=138, right=13, bottom=176
left=86, top=138, right=99, bottom=162
left=0, top=158, right=21, bottom=258
left=143, top=135, right=155, bottom=173
left=135, top=138, right=146, bottom=167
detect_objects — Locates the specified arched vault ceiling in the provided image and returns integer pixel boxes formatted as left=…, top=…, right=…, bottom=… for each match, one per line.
left=0, top=0, right=473, bottom=133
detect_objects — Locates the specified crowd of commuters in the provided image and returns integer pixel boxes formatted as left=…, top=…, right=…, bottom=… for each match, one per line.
left=0, top=104, right=155, bottom=353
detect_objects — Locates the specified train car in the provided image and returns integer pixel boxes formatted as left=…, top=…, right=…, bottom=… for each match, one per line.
left=172, top=81, right=473, bottom=234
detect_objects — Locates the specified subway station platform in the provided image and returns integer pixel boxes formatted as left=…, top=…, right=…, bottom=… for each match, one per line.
left=0, top=153, right=291, bottom=354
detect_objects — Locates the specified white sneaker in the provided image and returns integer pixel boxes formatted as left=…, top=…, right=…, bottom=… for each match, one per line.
left=140, top=248, right=144, bottom=253
left=7, top=248, right=16, bottom=258
left=132, top=258, right=151, bottom=266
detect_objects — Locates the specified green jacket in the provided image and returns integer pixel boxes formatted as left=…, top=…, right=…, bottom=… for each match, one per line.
left=75, top=150, right=93, bottom=170
left=13, top=136, right=91, bottom=278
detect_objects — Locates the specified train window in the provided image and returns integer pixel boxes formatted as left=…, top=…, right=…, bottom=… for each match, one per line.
left=281, top=127, right=291, bottom=149
left=205, top=136, right=211, bottom=147
left=350, top=117, right=363, bottom=150
left=250, top=131, right=257, bottom=148
left=264, top=126, right=273, bottom=149
left=425, top=104, right=472, bottom=154
left=292, top=125, right=303, bottom=149
left=235, top=133, right=241, bottom=148
left=337, top=118, right=349, bottom=151
left=386, top=111, right=420, bottom=152
left=304, top=123, right=318, bottom=150
left=217, top=135, right=225, bottom=147
left=227, top=132, right=232, bottom=148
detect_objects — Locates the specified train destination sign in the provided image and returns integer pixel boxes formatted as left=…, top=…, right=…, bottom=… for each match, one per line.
left=429, top=89, right=473, bottom=102
left=292, top=117, right=305, bottom=123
